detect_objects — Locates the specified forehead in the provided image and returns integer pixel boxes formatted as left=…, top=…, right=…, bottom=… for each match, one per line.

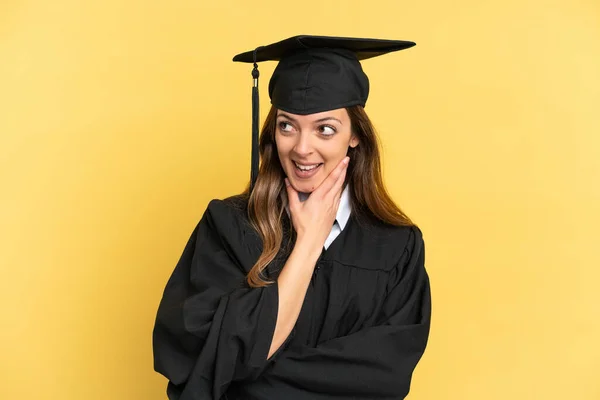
left=276, top=108, right=348, bottom=121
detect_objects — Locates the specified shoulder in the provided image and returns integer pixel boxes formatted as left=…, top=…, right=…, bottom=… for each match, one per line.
left=198, top=194, right=260, bottom=271
left=203, top=193, right=250, bottom=223
left=371, top=223, right=425, bottom=280
left=202, top=192, right=256, bottom=240
left=357, top=211, right=423, bottom=244
left=383, top=223, right=424, bottom=261
left=353, top=213, right=424, bottom=267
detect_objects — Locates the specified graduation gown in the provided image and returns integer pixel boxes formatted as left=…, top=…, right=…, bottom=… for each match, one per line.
left=152, top=195, right=431, bottom=400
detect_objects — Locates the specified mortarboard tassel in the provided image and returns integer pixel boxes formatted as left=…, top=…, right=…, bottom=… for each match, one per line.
left=249, top=47, right=263, bottom=193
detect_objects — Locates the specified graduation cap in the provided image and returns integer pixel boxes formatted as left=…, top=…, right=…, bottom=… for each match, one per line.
left=232, top=35, right=416, bottom=192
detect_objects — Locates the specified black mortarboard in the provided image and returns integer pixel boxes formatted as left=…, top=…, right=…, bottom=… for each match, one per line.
left=232, top=35, right=416, bottom=192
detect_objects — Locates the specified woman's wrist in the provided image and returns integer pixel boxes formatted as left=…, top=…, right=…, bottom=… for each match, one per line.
left=293, top=234, right=324, bottom=262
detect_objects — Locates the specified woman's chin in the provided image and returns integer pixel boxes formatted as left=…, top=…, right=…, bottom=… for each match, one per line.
left=286, top=168, right=327, bottom=193
left=290, top=178, right=321, bottom=194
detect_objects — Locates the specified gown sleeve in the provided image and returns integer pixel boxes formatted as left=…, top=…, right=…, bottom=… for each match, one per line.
left=260, top=225, right=431, bottom=399
left=152, top=199, right=293, bottom=400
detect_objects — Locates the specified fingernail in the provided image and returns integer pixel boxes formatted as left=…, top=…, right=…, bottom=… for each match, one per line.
left=285, top=178, right=290, bottom=187
left=343, top=157, right=350, bottom=165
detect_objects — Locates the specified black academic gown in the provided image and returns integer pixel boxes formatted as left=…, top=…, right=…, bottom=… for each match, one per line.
left=152, top=195, right=431, bottom=400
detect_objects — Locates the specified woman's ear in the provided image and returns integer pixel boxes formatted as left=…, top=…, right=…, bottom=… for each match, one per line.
left=349, top=135, right=359, bottom=148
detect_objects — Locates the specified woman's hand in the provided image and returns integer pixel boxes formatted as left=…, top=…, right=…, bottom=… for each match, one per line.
left=285, top=156, right=349, bottom=250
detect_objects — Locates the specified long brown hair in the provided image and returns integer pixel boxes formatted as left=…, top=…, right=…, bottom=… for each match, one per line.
left=241, top=105, right=414, bottom=287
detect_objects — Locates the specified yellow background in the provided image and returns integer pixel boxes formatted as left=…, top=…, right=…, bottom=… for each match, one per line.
left=1, top=0, right=599, bottom=398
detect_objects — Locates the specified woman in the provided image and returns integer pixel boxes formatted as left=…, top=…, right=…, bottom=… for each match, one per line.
left=153, top=35, right=431, bottom=400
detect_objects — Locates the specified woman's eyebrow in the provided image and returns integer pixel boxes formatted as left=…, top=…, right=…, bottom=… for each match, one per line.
left=314, top=117, right=342, bottom=124
left=277, top=113, right=342, bottom=125
left=276, top=113, right=298, bottom=123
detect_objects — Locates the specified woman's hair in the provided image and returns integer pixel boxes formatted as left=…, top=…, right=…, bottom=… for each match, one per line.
left=241, top=104, right=414, bottom=288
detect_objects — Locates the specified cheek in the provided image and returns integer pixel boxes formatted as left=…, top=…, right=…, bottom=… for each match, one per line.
left=275, top=139, right=292, bottom=167
left=274, top=136, right=285, bottom=154
left=277, top=145, right=290, bottom=158
left=322, top=142, right=350, bottom=165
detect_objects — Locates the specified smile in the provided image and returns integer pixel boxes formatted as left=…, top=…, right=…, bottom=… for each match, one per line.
left=293, top=161, right=322, bottom=171
left=292, top=161, right=323, bottom=179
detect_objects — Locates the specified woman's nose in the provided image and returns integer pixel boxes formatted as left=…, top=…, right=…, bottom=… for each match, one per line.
left=292, top=133, right=313, bottom=157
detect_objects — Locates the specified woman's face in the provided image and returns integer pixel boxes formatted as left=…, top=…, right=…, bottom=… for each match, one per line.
left=275, top=108, right=359, bottom=193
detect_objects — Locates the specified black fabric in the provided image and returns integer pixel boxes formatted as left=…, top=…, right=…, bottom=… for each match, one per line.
left=268, top=48, right=369, bottom=115
left=153, top=195, right=431, bottom=400
left=232, top=35, right=415, bottom=63
left=250, top=84, right=259, bottom=192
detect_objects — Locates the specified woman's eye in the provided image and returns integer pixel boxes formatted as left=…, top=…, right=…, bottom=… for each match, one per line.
left=319, top=125, right=336, bottom=136
left=278, top=121, right=293, bottom=132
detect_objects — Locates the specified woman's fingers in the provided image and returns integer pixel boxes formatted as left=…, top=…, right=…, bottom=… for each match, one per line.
left=313, top=157, right=349, bottom=198
left=285, top=177, right=299, bottom=213
left=284, top=157, right=349, bottom=243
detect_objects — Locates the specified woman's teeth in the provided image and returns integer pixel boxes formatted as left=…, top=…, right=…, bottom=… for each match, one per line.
left=294, top=161, right=322, bottom=171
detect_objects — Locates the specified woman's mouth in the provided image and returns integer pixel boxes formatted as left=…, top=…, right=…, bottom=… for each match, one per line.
left=292, top=161, right=323, bottom=179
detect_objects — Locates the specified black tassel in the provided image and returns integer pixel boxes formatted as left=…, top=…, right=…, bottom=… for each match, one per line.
left=250, top=47, right=262, bottom=193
